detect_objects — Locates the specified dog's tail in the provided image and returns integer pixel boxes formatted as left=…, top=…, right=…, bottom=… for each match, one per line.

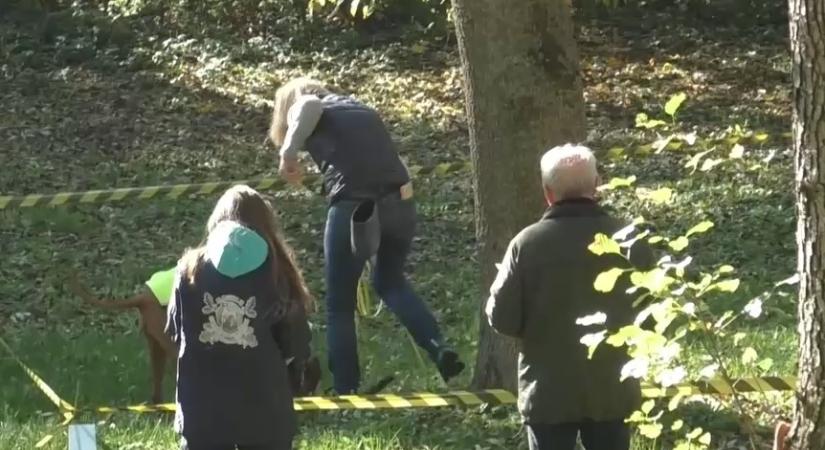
left=66, top=273, right=143, bottom=311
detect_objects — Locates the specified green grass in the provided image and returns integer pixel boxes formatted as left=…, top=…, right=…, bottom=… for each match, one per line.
left=0, top=5, right=798, bottom=450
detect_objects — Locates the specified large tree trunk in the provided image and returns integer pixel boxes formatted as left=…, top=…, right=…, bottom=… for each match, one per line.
left=451, top=0, right=586, bottom=390
left=788, top=0, right=825, bottom=447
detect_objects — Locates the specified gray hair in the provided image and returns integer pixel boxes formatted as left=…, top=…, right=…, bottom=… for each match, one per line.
left=540, top=144, right=598, bottom=200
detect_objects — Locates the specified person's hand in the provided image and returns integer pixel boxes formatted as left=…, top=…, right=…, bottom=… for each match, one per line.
left=279, top=156, right=304, bottom=185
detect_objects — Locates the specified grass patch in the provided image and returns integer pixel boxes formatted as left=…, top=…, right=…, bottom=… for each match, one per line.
left=0, top=6, right=797, bottom=449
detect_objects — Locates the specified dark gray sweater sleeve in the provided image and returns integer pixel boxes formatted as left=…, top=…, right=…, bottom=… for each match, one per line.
left=485, top=237, right=524, bottom=337
left=279, top=95, right=323, bottom=158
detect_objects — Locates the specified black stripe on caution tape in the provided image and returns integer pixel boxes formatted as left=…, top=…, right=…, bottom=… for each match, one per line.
left=0, top=178, right=290, bottom=210
left=82, top=390, right=516, bottom=414
left=0, top=162, right=472, bottom=210
left=79, top=377, right=798, bottom=415
left=0, top=334, right=797, bottom=417
left=640, top=376, right=796, bottom=398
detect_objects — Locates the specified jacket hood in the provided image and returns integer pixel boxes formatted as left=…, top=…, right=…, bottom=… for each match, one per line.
left=206, top=220, right=269, bottom=278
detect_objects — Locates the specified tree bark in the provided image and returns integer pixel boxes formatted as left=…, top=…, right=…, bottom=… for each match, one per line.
left=451, top=0, right=586, bottom=390
left=788, top=0, right=825, bottom=447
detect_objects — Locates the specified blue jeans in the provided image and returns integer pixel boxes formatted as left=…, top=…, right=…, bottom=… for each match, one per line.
left=526, top=421, right=630, bottom=450
left=324, top=196, right=443, bottom=393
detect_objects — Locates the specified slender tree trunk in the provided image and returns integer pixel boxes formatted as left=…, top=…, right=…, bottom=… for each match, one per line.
left=788, top=0, right=825, bottom=447
left=451, top=0, right=586, bottom=390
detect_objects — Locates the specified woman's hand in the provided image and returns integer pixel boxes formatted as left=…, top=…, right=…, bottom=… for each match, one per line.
left=279, top=156, right=304, bottom=185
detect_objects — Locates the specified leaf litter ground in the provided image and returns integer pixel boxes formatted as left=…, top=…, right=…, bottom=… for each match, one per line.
left=0, top=9, right=797, bottom=450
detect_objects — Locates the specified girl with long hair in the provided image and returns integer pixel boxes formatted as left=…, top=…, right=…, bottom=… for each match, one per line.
left=166, top=185, right=312, bottom=450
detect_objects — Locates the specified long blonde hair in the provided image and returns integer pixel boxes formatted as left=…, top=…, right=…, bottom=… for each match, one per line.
left=180, top=185, right=314, bottom=312
left=269, top=77, right=330, bottom=147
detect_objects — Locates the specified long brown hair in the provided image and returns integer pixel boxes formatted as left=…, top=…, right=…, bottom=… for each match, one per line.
left=180, top=185, right=314, bottom=312
left=269, top=77, right=330, bottom=147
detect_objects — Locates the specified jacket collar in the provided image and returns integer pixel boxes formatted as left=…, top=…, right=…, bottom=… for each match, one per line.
left=541, top=198, right=606, bottom=221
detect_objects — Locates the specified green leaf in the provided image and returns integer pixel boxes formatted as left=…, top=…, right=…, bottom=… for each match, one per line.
left=648, top=236, right=664, bottom=244
left=729, top=143, right=745, bottom=159
left=733, top=332, right=747, bottom=346
left=641, top=399, right=655, bottom=415
left=699, top=363, right=719, bottom=379
left=687, top=427, right=704, bottom=440
left=699, top=432, right=712, bottom=446
left=631, top=269, right=675, bottom=294
left=361, top=3, right=374, bottom=17
left=638, top=423, right=663, bottom=439
left=637, top=187, right=674, bottom=205
left=754, top=132, right=770, bottom=142
left=576, top=312, right=607, bottom=326
left=742, top=347, right=758, bottom=365
left=718, top=265, right=735, bottom=274
left=581, top=331, right=607, bottom=358
left=669, top=395, right=684, bottom=412
left=757, top=357, right=774, bottom=372
left=600, top=176, right=637, bottom=191
left=680, top=132, right=698, bottom=145
left=349, top=0, right=361, bottom=16
left=35, top=435, right=53, bottom=448
left=588, top=234, right=621, bottom=256
left=775, top=274, right=800, bottom=287
left=668, top=236, right=689, bottom=252
left=685, top=149, right=714, bottom=172
left=700, top=158, right=725, bottom=172
left=607, top=147, right=626, bottom=160
left=635, top=112, right=667, bottom=129
left=410, top=43, right=427, bottom=54
left=433, top=162, right=454, bottom=175
left=714, top=279, right=741, bottom=293
left=671, top=419, right=684, bottom=430
left=606, top=325, right=643, bottom=347
left=594, top=268, right=626, bottom=293
left=686, top=221, right=714, bottom=237
left=664, top=92, right=687, bottom=117
left=653, top=135, right=674, bottom=153
left=628, top=411, right=646, bottom=423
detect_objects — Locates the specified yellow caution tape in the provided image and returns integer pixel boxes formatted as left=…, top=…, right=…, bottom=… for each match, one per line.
left=0, top=162, right=471, bottom=210
left=1, top=333, right=797, bottom=418
left=83, top=376, right=797, bottom=414
left=640, top=376, right=797, bottom=398
left=0, top=178, right=290, bottom=210
left=0, top=336, right=76, bottom=424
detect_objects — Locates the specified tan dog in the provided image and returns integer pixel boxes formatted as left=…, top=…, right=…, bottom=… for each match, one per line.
left=67, top=276, right=321, bottom=403
left=68, top=276, right=175, bottom=404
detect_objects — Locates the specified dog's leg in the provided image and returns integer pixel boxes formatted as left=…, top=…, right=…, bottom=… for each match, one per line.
left=147, top=335, right=166, bottom=404
left=774, top=421, right=791, bottom=450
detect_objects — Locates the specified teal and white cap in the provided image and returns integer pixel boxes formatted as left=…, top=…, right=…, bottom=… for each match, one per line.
left=206, top=220, right=269, bottom=278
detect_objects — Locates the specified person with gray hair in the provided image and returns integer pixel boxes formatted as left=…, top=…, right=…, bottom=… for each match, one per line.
left=485, top=144, right=654, bottom=450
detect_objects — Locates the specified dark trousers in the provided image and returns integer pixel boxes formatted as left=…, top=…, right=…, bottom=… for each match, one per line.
left=325, top=197, right=443, bottom=393
left=526, top=421, right=630, bottom=450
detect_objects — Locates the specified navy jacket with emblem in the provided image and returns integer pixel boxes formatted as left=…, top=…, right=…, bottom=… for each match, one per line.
left=165, top=226, right=310, bottom=447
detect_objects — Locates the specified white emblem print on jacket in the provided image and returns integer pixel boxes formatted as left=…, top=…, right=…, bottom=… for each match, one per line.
left=199, top=293, right=258, bottom=348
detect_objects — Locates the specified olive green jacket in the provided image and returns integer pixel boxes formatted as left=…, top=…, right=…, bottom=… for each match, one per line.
left=485, top=198, right=654, bottom=425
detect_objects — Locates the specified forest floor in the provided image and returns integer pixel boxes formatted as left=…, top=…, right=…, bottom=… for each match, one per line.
left=0, top=6, right=797, bottom=449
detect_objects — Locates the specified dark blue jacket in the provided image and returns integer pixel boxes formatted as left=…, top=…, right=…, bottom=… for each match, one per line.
left=166, top=225, right=310, bottom=447
left=306, top=95, right=410, bottom=203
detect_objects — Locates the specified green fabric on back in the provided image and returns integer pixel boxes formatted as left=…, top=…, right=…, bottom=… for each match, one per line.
left=145, top=268, right=175, bottom=306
